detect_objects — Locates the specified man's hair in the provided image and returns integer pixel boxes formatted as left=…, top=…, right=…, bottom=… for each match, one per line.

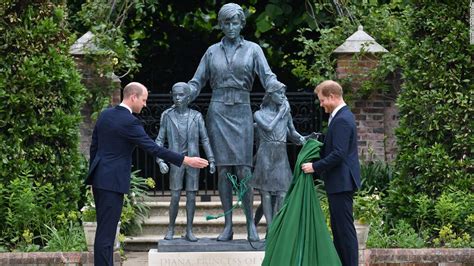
left=171, top=82, right=191, bottom=95
left=314, top=80, right=343, bottom=97
left=123, top=82, right=145, bottom=99
left=218, top=3, right=246, bottom=29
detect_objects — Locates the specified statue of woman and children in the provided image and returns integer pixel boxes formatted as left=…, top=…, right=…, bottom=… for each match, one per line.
left=154, top=3, right=348, bottom=265
left=154, top=2, right=306, bottom=242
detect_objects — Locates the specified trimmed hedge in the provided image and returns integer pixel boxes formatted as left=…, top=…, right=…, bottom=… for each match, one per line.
left=0, top=0, right=86, bottom=250
left=386, top=0, right=473, bottom=245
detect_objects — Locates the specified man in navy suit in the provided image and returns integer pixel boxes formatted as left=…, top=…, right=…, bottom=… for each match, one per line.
left=86, top=82, right=209, bottom=266
left=302, top=80, right=361, bottom=266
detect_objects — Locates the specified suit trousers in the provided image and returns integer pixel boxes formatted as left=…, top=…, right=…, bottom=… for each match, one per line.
left=328, top=191, right=358, bottom=266
left=93, top=187, right=124, bottom=266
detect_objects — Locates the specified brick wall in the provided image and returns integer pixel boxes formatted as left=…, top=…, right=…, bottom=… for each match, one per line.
left=360, top=248, right=474, bottom=266
left=336, top=54, right=398, bottom=162
left=1, top=249, right=471, bottom=265
left=0, top=251, right=121, bottom=265
left=72, top=55, right=121, bottom=159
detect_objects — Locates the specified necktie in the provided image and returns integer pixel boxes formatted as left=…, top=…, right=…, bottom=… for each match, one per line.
left=328, top=114, right=333, bottom=126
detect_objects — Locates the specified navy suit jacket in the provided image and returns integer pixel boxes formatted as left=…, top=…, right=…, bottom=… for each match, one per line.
left=86, top=106, right=184, bottom=194
left=312, top=106, right=361, bottom=194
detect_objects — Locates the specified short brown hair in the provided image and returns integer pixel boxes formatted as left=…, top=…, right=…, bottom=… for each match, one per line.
left=314, top=80, right=343, bottom=97
left=123, top=82, right=145, bottom=99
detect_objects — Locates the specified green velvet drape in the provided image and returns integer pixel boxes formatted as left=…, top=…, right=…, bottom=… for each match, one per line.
left=262, top=139, right=341, bottom=266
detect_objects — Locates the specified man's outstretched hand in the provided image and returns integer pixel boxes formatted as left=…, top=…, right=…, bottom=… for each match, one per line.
left=183, top=156, right=209, bottom=168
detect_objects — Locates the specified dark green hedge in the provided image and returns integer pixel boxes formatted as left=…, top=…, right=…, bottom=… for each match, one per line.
left=386, top=0, right=473, bottom=243
left=0, top=0, right=86, bottom=250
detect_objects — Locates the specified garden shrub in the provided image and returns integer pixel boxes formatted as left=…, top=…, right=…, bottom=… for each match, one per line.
left=386, top=0, right=473, bottom=244
left=43, top=221, right=86, bottom=252
left=360, top=160, right=393, bottom=194
left=291, top=0, right=473, bottom=247
left=367, top=219, right=426, bottom=248
left=0, top=0, right=86, bottom=250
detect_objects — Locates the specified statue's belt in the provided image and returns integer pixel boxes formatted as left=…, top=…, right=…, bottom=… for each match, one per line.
left=211, top=88, right=250, bottom=105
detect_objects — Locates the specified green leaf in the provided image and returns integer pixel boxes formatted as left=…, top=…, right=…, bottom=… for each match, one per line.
left=256, top=15, right=273, bottom=33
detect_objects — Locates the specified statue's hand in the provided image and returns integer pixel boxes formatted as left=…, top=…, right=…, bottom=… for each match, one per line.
left=158, top=161, right=169, bottom=174
left=209, top=161, right=216, bottom=174
left=304, top=132, right=323, bottom=141
left=278, top=101, right=290, bottom=118
left=299, top=136, right=306, bottom=145
left=283, top=101, right=291, bottom=117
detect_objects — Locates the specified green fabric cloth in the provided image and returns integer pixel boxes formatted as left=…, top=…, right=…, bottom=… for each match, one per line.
left=262, top=139, right=341, bottom=266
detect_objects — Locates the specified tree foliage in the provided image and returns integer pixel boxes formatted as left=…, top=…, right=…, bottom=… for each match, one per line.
left=291, top=1, right=410, bottom=93
left=67, top=0, right=339, bottom=92
left=0, top=0, right=86, bottom=250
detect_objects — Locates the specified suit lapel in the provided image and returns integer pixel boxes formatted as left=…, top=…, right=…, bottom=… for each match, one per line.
left=187, top=111, right=197, bottom=130
left=328, top=106, right=348, bottom=130
left=186, top=110, right=199, bottom=143
left=325, top=106, right=349, bottom=151
left=167, top=110, right=180, bottom=130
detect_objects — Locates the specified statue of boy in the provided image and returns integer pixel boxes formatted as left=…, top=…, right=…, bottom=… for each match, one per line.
left=155, top=82, right=216, bottom=242
left=251, top=81, right=305, bottom=230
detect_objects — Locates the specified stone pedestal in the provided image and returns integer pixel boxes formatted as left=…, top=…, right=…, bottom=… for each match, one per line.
left=158, top=238, right=265, bottom=252
left=149, top=238, right=265, bottom=266
left=149, top=249, right=265, bottom=266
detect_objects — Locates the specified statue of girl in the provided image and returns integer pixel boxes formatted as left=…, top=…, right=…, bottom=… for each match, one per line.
left=251, top=81, right=305, bottom=229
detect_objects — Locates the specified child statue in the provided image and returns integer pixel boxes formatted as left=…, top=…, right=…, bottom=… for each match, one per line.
left=155, top=82, right=216, bottom=242
left=251, top=81, right=305, bottom=229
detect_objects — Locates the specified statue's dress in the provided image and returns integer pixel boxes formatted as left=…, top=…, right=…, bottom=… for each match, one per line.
left=262, top=139, right=342, bottom=266
left=251, top=110, right=292, bottom=192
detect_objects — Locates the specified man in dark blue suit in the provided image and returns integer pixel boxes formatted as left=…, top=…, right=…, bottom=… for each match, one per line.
left=86, top=82, right=209, bottom=266
left=302, top=80, right=361, bottom=266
